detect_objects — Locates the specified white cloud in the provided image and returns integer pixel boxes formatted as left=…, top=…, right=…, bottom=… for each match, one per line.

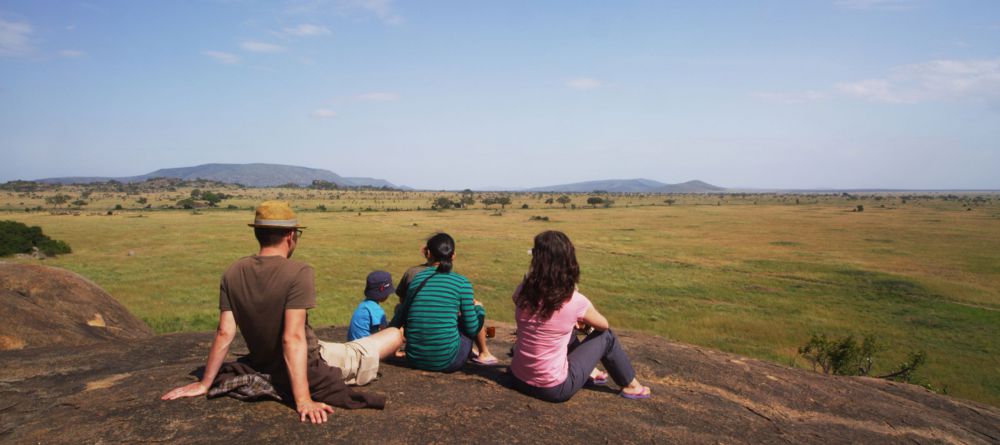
left=284, top=24, right=331, bottom=37
left=240, top=41, right=286, bottom=53
left=756, top=58, right=1000, bottom=105
left=566, top=78, right=603, bottom=90
left=841, top=59, right=1000, bottom=103
left=356, top=91, right=399, bottom=102
left=338, top=0, right=403, bottom=25
left=202, top=50, right=241, bottom=64
left=0, top=19, right=33, bottom=57
left=834, top=79, right=905, bottom=102
left=834, top=0, right=914, bottom=10
left=312, top=108, right=338, bottom=118
left=58, top=49, right=86, bottom=58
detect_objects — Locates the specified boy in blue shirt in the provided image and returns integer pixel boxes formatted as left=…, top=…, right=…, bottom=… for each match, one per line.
left=347, top=271, right=393, bottom=341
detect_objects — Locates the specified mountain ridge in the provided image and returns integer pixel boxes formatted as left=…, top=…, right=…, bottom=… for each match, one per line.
left=525, top=178, right=726, bottom=193
left=36, top=163, right=405, bottom=189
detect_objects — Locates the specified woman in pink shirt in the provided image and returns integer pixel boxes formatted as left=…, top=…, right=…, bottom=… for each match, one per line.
left=510, top=230, right=651, bottom=402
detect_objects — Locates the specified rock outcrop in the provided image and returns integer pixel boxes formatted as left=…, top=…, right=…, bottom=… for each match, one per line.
left=0, top=263, right=153, bottom=350
left=1, top=264, right=998, bottom=444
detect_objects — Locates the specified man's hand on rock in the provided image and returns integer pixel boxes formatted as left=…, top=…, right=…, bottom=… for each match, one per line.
left=297, top=399, right=334, bottom=424
left=160, top=382, right=208, bottom=400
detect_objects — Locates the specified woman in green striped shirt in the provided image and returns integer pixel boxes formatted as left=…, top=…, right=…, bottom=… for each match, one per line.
left=389, top=233, right=485, bottom=371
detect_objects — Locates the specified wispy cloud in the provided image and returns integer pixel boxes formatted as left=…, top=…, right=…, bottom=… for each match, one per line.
left=288, top=0, right=403, bottom=25
left=566, top=78, right=603, bottom=90
left=834, top=0, right=915, bottom=10
left=840, top=59, right=1000, bottom=103
left=312, top=108, right=338, bottom=118
left=355, top=91, right=399, bottom=102
left=58, top=49, right=86, bottom=58
left=202, top=50, right=241, bottom=64
left=284, top=23, right=331, bottom=37
left=755, top=58, right=1000, bottom=104
left=240, top=41, right=286, bottom=53
left=834, top=79, right=902, bottom=102
left=347, top=0, right=403, bottom=25
left=0, top=18, right=33, bottom=57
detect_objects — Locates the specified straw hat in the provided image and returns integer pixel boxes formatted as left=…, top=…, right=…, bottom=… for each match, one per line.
left=248, top=201, right=307, bottom=229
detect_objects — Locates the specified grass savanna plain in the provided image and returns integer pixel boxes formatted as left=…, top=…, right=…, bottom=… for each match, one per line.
left=2, top=187, right=999, bottom=406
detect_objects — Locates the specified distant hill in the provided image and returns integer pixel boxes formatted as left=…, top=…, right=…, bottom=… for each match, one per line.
left=36, top=163, right=404, bottom=189
left=526, top=178, right=725, bottom=193
left=344, top=177, right=413, bottom=191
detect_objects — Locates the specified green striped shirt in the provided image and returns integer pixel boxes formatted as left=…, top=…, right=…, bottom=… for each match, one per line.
left=392, top=268, right=484, bottom=371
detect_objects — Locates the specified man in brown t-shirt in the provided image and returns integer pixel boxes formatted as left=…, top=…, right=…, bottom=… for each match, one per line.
left=162, top=201, right=402, bottom=424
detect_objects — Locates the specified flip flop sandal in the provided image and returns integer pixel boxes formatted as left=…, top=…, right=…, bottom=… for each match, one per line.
left=471, top=356, right=498, bottom=365
left=620, top=386, right=651, bottom=400
left=586, top=373, right=608, bottom=386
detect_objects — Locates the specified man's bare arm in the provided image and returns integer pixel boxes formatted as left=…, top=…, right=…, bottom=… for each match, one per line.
left=161, top=310, right=237, bottom=400
left=283, top=308, right=334, bottom=424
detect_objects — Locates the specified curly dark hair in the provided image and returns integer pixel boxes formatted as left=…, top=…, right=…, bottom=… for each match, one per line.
left=517, top=230, right=580, bottom=320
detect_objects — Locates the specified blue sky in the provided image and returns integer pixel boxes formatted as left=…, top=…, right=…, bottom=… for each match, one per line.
left=1, top=0, right=998, bottom=190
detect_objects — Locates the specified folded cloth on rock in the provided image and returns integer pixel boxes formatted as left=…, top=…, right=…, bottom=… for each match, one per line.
left=208, top=364, right=285, bottom=401
left=209, top=359, right=386, bottom=409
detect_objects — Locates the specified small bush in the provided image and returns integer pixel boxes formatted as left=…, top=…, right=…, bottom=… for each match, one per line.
left=529, top=215, right=549, bottom=221
left=799, top=333, right=925, bottom=382
left=0, top=220, right=72, bottom=257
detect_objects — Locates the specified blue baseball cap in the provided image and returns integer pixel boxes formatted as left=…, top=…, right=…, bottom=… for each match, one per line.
left=364, top=270, right=395, bottom=302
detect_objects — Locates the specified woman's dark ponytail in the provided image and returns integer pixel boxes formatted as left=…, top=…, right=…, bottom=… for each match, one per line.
left=426, top=233, right=455, bottom=273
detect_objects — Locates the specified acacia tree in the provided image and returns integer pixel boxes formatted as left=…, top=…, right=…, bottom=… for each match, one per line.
left=433, top=196, right=454, bottom=209
left=497, top=196, right=511, bottom=209
left=45, top=194, right=71, bottom=208
left=586, top=196, right=603, bottom=208
left=556, top=195, right=571, bottom=208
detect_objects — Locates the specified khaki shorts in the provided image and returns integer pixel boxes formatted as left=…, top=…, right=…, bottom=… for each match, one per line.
left=318, top=336, right=380, bottom=386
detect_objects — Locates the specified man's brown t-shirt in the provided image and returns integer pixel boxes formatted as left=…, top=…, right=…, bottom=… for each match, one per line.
left=219, top=255, right=321, bottom=381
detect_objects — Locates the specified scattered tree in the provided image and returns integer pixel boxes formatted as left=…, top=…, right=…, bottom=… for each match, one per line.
left=45, top=194, right=71, bottom=208
left=556, top=195, right=572, bottom=208
left=497, top=196, right=512, bottom=209
left=798, top=333, right=925, bottom=383
left=433, top=196, right=454, bottom=210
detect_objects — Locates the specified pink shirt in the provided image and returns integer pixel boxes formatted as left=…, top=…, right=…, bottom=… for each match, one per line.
left=510, top=285, right=592, bottom=387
